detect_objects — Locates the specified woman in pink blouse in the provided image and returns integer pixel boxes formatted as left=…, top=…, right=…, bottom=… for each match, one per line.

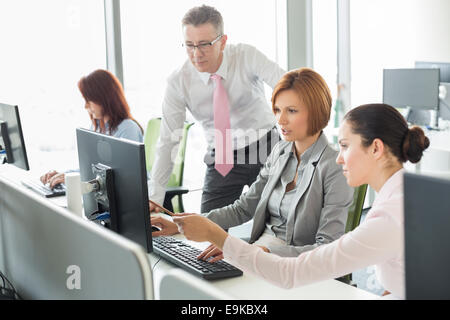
left=173, top=103, right=430, bottom=299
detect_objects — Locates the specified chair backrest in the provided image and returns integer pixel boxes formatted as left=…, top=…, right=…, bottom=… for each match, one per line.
left=144, top=118, right=194, bottom=188
left=345, top=184, right=368, bottom=233
left=338, top=184, right=369, bottom=285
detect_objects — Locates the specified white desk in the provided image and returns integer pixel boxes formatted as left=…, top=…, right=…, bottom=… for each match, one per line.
left=1, top=164, right=379, bottom=300
left=150, top=247, right=378, bottom=299
left=148, top=221, right=379, bottom=300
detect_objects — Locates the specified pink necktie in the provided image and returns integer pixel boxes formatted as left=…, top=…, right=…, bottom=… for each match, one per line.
left=211, top=74, right=233, bottom=177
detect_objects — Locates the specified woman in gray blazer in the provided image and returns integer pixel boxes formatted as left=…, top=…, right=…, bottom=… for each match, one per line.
left=152, top=68, right=353, bottom=260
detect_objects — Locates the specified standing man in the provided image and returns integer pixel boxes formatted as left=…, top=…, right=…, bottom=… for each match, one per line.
left=149, top=5, right=286, bottom=213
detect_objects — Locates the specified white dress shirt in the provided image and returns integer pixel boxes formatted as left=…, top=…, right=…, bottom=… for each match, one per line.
left=149, top=43, right=286, bottom=204
left=223, top=169, right=406, bottom=299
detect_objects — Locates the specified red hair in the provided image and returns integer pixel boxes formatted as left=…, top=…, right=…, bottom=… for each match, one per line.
left=272, top=68, right=331, bottom=136
left=77, top=69, right=143, bottom=134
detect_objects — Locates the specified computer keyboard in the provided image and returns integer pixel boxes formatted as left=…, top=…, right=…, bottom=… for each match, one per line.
left=153, top=236, right=243, bottom=280
left=21, top=179, right=66, bottom=198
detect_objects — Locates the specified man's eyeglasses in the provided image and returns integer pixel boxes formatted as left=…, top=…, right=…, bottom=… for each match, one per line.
left=183, top=34, right=223, bottom=53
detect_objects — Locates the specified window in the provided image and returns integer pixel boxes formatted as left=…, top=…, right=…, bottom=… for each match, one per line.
left=120, top=0, right=284, bottom=123
left=312, top=0, right=338, bottom=141
left=0, top=0, right=106, bottom=171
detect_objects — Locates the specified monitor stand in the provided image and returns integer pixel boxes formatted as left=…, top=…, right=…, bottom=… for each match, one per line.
left=81, top=163, right=118, bottom=231
left=0, top=121, right=14, bottom=164
left=429, top=109, right=439, bottom=129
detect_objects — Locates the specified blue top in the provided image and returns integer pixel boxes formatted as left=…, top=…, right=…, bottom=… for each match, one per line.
left=65, top=119, right=143, bottom=174
left=94, top=118, right=143, bottom=143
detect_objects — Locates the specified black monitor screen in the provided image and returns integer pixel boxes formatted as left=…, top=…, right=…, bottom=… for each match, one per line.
left=404, top=173, right=450, bottom=299
left=76, top=128, right=152, bottom=253
left=0, top=103, right=29, bottom=170
left=383, top=69, right=440, bottom=110
left=415, top=61, right=450, bottom=83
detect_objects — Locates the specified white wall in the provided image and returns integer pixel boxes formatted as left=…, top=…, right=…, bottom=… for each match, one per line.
left=350, top=0, right=450, bottom=107
left=413, top=0, right=450, bottom=61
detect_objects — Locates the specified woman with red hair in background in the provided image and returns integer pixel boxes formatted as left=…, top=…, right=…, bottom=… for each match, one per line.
left=41, top=69, right=143, bottom=188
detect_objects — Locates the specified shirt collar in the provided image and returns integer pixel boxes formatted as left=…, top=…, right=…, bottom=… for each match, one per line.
left=197, top=49, right=229, bottom=85
left=287, top=131, right=329, bottom=166
left=373, top=168, right=405, bottom=206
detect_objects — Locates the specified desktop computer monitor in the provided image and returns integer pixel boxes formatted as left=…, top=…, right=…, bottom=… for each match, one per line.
left=383, top=68, right=440, bottom=126
left=0, top=103, right=29, bottom=170
left=415, top=61, right=450, bottom=83
left=404, top=173, right=450, bottom=299
left=383, top=68, right=440, bottom=110
left=415, top=61, right=450, bottom=121
left=76, top=128, right=153, bottom=253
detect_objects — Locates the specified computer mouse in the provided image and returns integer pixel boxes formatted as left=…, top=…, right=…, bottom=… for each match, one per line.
left=151, top=225, right=161, bottom=232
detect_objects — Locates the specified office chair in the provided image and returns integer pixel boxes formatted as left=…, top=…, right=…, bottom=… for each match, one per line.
left=345, top=184, right=368, bottom=233
left=337, top=184, right=368, bottom=285
left=144, top=118, right=194, bottom=213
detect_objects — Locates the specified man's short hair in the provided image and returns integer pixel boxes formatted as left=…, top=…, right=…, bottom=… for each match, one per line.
left=182, top=5, right=224, bottom=36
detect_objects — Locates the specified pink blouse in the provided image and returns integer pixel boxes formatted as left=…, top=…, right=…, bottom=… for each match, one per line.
left=223, top=169, right=405, bottom=299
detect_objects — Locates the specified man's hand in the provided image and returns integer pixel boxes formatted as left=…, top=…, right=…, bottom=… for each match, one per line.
left=150, top=215, right=179, bottom=236
left=149, top=201, right=161, bottom=213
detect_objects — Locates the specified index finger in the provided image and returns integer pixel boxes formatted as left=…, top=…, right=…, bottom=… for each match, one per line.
left=207, top=254, right=224, bottom=263
left=41, top=172, right=51, bottom=184
left=200, top=246, right=222, bottom=261
left=197, top=244, right=216, bottom=260
left=172, top=216, right=183, bottom=225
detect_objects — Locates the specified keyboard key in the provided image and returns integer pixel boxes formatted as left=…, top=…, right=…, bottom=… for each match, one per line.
left=153, top=236, right=243, bottom=280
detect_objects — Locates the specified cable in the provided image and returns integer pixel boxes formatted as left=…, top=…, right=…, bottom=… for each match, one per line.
left=0, top=271, right=6, bottom=288
left=0, top=271, right=22, bottom=300
left=152, top=257, right=162, bottom=272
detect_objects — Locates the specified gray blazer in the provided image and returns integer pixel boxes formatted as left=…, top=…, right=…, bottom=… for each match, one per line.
left=205, top=133, right=354, bottom=257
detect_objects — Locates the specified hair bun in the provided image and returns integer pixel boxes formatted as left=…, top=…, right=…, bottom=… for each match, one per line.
left=402, top=126, right=430, bottom=163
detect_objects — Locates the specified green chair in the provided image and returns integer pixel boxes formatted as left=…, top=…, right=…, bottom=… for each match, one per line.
left=337, top=184, right=368, bottom=285
left=345, top=184, right=368, bottom=233
left=144, top=118, right=194, bottom=213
